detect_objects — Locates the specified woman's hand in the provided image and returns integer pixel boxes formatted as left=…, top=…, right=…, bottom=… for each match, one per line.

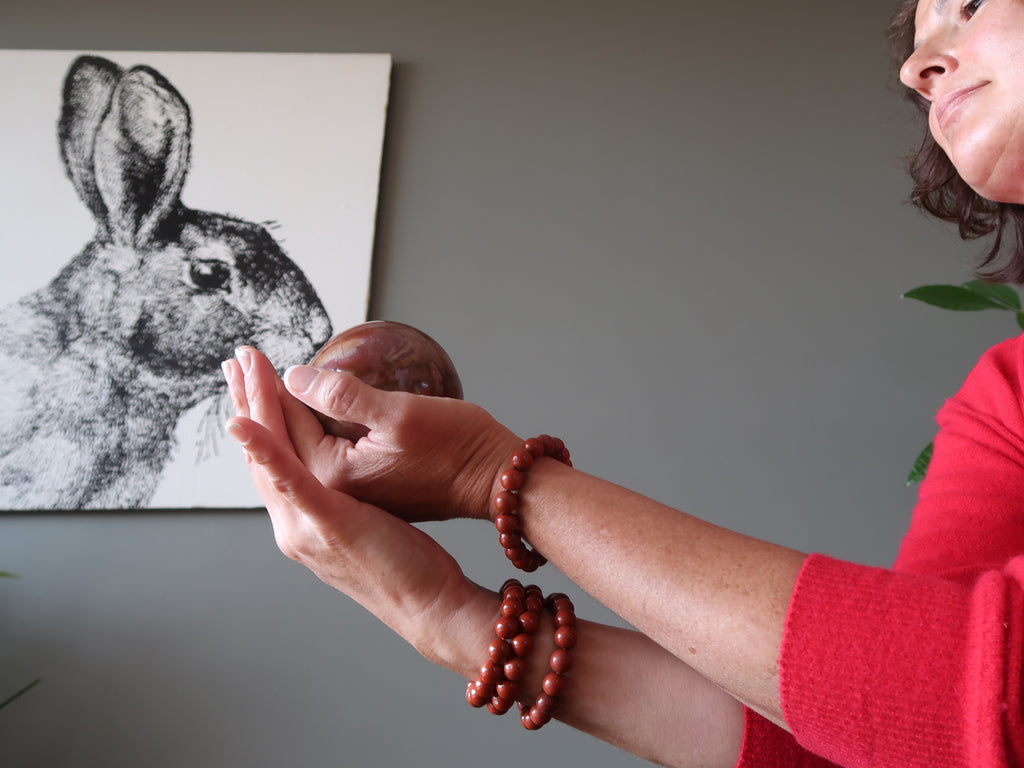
left=276, top=355, right=520, bottom=522
left=221, top=347, right=493, bottom=656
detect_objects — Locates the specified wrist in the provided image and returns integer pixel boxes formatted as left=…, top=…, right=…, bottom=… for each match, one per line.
left=487, top=435, right=572, bottom=572
left=411, top=580, right=499, bottom=679
left=447, top=417, right=522, bottom=521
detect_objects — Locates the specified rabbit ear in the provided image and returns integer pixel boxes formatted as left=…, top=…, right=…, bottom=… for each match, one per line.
left=93, top=65, right=192, bottom=248
left=58, top=55, right=123, bottom=238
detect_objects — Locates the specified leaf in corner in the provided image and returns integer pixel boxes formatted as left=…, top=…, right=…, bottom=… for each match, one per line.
left=903, top=285, right=1006, bottom=311
left=0, top=678, right=42, bottom=710
left=905, top=441, right=934, bottom=486
left=962, top=280, right=1021, bottom=310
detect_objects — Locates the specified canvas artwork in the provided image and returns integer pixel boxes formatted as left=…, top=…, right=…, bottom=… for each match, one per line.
left=0, top=50, right=391, bottom=510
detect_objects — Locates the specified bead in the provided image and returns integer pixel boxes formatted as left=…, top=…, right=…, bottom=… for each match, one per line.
left=494, top=616, right=519, bottom=639
left=521, top=709, right=541, bottom=730
left=499, top=532, right=523, bottom=550
left=488, top=697, right=514, bottom=716
left=552, top=597, right=574, bottom=613
left=553, top=609, right=576, bottom=628
left=518, top=610, right=540, bottom=635
left=500, top=578, right=524, bottom=596
left=487, top=638, right=512, bottom=663
left=479, top=661, right=503, bottom=684
left=511, top=449, right=534, bottom=471
left=542, top=672, right=566, bottom=697
left=514, top=555, right=540, bottom=572
left=550, top=648, right=574, bottom=674
left=495, top=680, right=520, bottom=701
left=528, top=704, right=553, bottom=726
left=533, top=693, right=557, bottom=715
left=494, top=490, right=519, bottom=515
left=523, top=437, right=545, bottom=458
left=511, top=632, right=534, bottom=658
left=494, top=514, right=521, bottom=535
left=503, top=657, right=526, bottom=681
left=500, top=595, right=524, bottom=618
left=525, top=594, right=544, bottom=615
left=466, top=680, right=493, bottom=708
left=554, top=625, right=578, bottom=649
left=500, top=468, right=524, bottom=491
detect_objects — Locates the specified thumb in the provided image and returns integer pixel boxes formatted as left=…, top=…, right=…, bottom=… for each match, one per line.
left=284, top=364, right=400, bottom=431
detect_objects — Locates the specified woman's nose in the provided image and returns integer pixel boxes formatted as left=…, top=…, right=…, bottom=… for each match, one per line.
left=900, top=43, right=957, bottom=102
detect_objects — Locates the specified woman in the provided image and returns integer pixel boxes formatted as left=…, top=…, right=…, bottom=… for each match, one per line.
left=223, top=0, right=1024, bottom=765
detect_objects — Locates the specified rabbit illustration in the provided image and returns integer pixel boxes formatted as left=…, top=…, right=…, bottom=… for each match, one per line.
left=0, top=55, right=332, bottom=510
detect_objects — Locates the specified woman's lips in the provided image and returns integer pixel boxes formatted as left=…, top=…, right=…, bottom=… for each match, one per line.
left=934, top=83, right=987, bottom=134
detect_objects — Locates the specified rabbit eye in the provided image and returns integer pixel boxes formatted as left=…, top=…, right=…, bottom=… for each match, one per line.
left=188, top=260, right=232, bottom=292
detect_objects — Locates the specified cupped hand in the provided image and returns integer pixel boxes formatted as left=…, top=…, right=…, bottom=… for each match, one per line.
left=274, top=354, right=520, bottom=522
left=222, top=347, right=489, bottom=649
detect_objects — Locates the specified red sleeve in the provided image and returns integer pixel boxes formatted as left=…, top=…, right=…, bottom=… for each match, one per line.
left=738, top=334, right=1024, bottom=768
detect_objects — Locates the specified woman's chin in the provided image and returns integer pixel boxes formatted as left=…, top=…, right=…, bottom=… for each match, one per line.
left=950, top=134, right=1024, bottom=204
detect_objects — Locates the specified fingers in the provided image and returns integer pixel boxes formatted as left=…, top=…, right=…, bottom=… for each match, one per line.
left=238, top=347, right=291, bottom=443
left=225, top=414, right=339, bottom=529
left=225, top=346, right=325, bottom=510
left=224, top=346, right=352, bottom=494
left=283, top=364, right=405, bottom=435
left=222, top=357, right=249, bottom=419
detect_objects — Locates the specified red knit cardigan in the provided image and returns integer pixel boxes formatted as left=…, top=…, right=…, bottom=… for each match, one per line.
left=737, top=333, right=1024, bottom=768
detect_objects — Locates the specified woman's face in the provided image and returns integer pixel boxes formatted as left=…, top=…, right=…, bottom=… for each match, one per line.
left=900, top=0, right=1024, bottom=203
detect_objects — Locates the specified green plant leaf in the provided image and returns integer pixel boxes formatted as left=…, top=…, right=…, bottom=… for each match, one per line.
left=0, top=571, right=18, bottom=579
left=905, top=441, right=934, bottom=486
left=963, top=279, right=1021, bottom=310
left=1017, top=312, right=1024, bottom=331
left=903, top=285, right=1007, bottom=311
left=0, top=677, right=42, bottom=710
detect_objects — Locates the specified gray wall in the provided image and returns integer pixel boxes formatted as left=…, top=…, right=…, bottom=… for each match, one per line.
left=2, top=1, right=1017, bottom=766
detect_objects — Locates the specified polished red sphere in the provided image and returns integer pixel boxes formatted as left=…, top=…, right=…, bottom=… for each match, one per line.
left=308, top=320, right=463, bottom=439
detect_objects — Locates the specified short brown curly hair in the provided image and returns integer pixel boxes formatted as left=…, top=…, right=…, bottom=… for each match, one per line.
left=889, top=0, right=1024, bottom=283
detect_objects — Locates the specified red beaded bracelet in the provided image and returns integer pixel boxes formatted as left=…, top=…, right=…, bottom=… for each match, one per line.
left=466, top=579, right=577, bottom=730
left=520, top=591, right=576, bottom=730
left=465, top=579, right=543, bottom=714
left=493, top=435, right=572, bottom=573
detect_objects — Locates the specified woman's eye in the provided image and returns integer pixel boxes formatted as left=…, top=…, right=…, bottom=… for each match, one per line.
left=962, top=0, right=983, bottom=19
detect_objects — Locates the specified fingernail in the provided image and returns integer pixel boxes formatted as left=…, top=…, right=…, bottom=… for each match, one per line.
left=235, top=346, right=252, bottom=373
left=221, top=360, right=233, bottom=385
left=284, top=365, right=317, bottom=394
left=225, top=420, right=247, bottom=444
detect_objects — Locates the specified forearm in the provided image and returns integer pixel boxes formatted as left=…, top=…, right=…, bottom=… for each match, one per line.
left=555, top=620, right=745, bottom=767
left=502, top=457, right=806, bottom=726
left=426, top=580, right=745, bottom=768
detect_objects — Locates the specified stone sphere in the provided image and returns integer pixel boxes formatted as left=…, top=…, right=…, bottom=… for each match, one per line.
left=307, top=320, right=463, bottom=439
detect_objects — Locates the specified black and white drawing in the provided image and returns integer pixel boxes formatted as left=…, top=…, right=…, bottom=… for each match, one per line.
left=0, top=51, right=390, bottom=510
